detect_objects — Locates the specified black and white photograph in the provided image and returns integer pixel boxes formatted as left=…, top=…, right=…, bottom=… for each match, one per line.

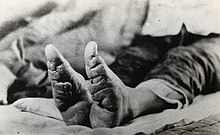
left=0, top=0, right=220, bottom=134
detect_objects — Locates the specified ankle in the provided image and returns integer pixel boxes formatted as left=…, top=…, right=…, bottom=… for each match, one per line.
left=125, top=86, right=148, bottom=119
left=118, top=86, right=134, bottom=125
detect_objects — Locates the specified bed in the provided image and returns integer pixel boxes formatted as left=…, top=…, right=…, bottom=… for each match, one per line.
left=0, top=0, right=220, bottom=134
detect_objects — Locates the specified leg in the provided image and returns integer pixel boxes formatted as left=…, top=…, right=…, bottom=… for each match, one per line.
left=85, top=42, right=173, bottom=128
left=145, top=38, right=220, bottom=106
left=139, top=37, right=220, bottom=110
left=45, top=44, right=93, bottom=126
left=86, top=37, right=220, bottom=128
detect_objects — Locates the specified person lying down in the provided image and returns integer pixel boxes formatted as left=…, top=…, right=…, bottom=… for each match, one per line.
left=45, top=37, right=220, bottom=128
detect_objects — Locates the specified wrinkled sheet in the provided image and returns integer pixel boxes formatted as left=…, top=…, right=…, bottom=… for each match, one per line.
left=152, top=113, right=220, bottom=135
left=1, top=92, right=220, bottom=135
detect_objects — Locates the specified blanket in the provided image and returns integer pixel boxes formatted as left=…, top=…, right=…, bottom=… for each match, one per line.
left=1, top=0, right=219, bottom=38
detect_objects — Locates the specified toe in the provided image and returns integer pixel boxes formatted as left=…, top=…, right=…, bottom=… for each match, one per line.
left=87, top=64, right=106, bottom=79
left=88, top=56, right=103, bottom=69
left=45, top=44, right=65, bottom=70
left=52, top=82, right=76, bottom=111
left=45, top=44, right=90, bottom=102
left=45, top=44, right=74, bottom=82
left=53, top=82, right=72, bottom=92
left=53, top=82, right=74, bottom=101
left=84, top=41, right=108, bottom=80
left=84, top=41, right=98, bottom=66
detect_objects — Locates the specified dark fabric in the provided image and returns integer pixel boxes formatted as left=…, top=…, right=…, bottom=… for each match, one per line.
left=111, top=32, right=220, bottom=106
left=145, top=36, right=220, bottom=105
left=110, top=28, right=218, bottom=88
left=110, top=35, right=171, bottom=87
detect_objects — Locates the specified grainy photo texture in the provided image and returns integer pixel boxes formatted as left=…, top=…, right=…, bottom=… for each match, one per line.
left=0, top=0, right=219, bottom=134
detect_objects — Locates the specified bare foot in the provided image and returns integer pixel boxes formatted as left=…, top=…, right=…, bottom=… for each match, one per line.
left=45, top=44, right=93, bottom=126
left=85, top=42, right=130, bottom=128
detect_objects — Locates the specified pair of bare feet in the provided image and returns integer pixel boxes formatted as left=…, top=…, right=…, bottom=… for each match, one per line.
left=45, top=42, right=130, bottom=128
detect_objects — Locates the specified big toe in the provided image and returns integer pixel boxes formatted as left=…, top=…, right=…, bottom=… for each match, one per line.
left=84, top=41, right=106, bottom=78
left=84, top=41, right=98, bottom=66
left=45, top=44, right=73, bottom=81
left=45, top=44, right=65, bottom=71
left=45, top=44, right=65, bottom=70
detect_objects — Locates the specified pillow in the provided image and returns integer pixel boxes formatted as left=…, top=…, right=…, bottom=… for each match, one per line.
left=13, top=98, right=63, bottom=121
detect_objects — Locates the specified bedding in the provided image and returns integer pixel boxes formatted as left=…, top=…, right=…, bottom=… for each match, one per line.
left=0, top=0, right=219, bottom=38
left=1, top=92, right=220, bottom=134
left=152, top=114, right=220, bottom=135
left=0, top=0, right=220, bottom=134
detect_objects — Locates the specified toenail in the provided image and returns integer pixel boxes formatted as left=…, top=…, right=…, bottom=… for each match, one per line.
left=92, top=95, right=96, bottom=100
left=91, top=76, right=104, bottom=84
left=63, top=89, right=72, bottom=96
left=68, top=91, right=73, bottom=96
left=89, top=78, right=94, bottom=84
left=88, top=64, right=105, bottom=78
left=63, top=84, right=70, bottom=90
left=49, top=62, right=56, bottom=71
left=89, top=57, right=100, bottom=68
left=49, top=70, right=61, bottom=80
left=56, top=65, right=64, bottom=72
